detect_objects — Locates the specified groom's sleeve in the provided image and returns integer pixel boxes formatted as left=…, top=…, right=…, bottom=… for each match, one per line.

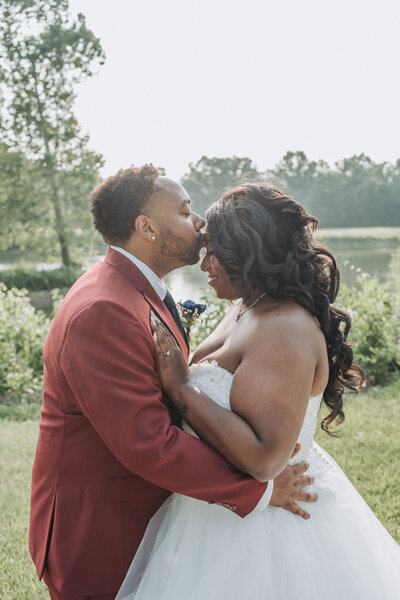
left=254, top=481, right=274, bottom=511
left=60, top=300, right=269, bottom=518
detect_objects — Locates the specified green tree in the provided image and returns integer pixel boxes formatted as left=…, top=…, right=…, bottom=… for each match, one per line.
left=268, top=150, right=329, bottom=196
left=181, top=156, right=261, bottom=216
left=268, top=151, right=400, bottom=227
left=0, top=0, right=105, bottom=265
left=332, top=154, right=394, bottom=227
left=267, top=151, right=335, bottom=224
left=0, top=143, right=37, bottom=250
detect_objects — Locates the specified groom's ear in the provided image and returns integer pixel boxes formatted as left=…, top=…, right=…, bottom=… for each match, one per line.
left=134, top=214, right=158, bottom=242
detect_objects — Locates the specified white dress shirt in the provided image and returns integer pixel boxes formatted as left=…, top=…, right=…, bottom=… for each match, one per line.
left=111, top=245, right=167, bottom=300
left=110, top=245, right=273, bottom=510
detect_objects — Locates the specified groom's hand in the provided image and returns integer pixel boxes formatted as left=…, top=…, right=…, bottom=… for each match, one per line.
left=270, top=448, right=317, bottom=519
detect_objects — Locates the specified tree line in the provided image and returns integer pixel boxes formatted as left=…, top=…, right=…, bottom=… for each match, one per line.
left=181, top=153, right=400, bottom=228
left=1, top=1, right=399, bottom=269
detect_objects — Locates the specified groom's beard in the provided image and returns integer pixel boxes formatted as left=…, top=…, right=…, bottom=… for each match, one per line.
left=159, top=226, right=202, bottom=265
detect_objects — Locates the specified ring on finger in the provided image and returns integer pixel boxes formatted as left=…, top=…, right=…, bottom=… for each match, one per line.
left=162, top=350, right=171, bottom=357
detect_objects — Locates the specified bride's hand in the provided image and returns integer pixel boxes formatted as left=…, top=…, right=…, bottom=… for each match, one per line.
left=150, top=312, right=189, bottom=397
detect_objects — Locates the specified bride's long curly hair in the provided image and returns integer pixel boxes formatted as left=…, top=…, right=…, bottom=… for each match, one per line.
left=206, top=183, right=365, bottom=434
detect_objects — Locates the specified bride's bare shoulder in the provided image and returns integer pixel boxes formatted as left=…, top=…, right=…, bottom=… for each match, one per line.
left=244, top=301, right=324, bottom=352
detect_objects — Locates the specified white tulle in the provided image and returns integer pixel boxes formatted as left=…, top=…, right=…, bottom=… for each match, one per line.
left=116, top=362, right=400, bottom=600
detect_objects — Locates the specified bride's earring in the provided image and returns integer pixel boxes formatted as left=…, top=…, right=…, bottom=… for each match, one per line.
left=151, top=235, right=156, bottom=240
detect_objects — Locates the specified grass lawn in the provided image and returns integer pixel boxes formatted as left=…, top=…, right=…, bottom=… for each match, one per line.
left=0, top=419, right=48, bottom=599
left=1, top=380, right=399, bottom=599
left=315, top=378, right=400, bottom=543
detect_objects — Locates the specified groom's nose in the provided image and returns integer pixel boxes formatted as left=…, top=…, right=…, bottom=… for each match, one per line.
left=192, top=211, right=205, bottom=231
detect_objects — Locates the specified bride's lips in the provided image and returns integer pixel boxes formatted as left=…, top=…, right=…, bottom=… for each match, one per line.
left=207, top=274, right=219, bottom=286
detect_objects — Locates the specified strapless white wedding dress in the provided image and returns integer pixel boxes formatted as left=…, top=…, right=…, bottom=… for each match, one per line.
left=117, top=361, right=400, bottom=600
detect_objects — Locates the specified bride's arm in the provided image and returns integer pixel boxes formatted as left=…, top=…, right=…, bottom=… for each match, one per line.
left=152, top=313, right=318, bottom=482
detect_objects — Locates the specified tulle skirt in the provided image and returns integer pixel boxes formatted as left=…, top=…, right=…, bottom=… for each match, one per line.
left=117, top=442, right=400, bottom=599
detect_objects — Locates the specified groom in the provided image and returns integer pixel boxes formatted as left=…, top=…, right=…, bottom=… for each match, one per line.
left=30, top=165, right=317, bottom=600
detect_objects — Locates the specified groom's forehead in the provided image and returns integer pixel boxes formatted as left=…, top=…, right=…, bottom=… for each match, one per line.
left=154, top=176, right=190, bottom=204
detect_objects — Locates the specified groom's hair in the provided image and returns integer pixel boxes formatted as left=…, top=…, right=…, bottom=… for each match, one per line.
left=91, top=164, right=159, bottom=244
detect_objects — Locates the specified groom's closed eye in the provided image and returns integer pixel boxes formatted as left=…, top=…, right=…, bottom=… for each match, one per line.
left=180, top=199, right=191, bottom=215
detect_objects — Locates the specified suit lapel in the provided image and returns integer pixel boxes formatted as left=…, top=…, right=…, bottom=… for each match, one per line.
left=104, top=247, right=189, bottom=360
left=142, top=284, right=189, bottom=359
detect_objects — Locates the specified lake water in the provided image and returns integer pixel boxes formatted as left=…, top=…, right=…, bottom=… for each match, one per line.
left=166, top=238, right=400, bottom=301
left=0, top=236, right=399, bottom=302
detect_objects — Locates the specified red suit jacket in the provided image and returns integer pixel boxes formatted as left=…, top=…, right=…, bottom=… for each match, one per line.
left=29, top=247, right=268, bottom=597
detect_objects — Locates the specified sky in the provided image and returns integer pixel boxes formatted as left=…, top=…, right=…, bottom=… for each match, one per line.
left=68, top=0, right=400, bottom=181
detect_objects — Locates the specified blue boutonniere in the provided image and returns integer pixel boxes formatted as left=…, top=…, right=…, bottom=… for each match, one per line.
left=177, top=299, right=207, bottom=337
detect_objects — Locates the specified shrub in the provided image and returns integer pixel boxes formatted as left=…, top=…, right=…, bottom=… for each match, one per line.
left=338, top=273, right=400, bottom=385
left=0, top=265, right=83, bottom=291
left=389, top=247, right=400, bottom=292
left=0, top=284, right=50, bottom=406
left=189, top=285, right=230, bottom=350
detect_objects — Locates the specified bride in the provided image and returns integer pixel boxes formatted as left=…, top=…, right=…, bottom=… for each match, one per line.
left=117, top=183, right=400, bottom=599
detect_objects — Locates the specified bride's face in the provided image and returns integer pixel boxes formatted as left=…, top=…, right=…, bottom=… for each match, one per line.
left=200, top=238, right=242, bottom=301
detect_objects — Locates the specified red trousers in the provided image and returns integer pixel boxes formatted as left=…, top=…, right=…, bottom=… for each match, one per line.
left=44, top=570, right=116, bottom=600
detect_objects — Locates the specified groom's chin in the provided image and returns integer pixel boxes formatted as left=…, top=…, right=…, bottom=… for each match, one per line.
left=183, top=251, right=202, bottom=266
